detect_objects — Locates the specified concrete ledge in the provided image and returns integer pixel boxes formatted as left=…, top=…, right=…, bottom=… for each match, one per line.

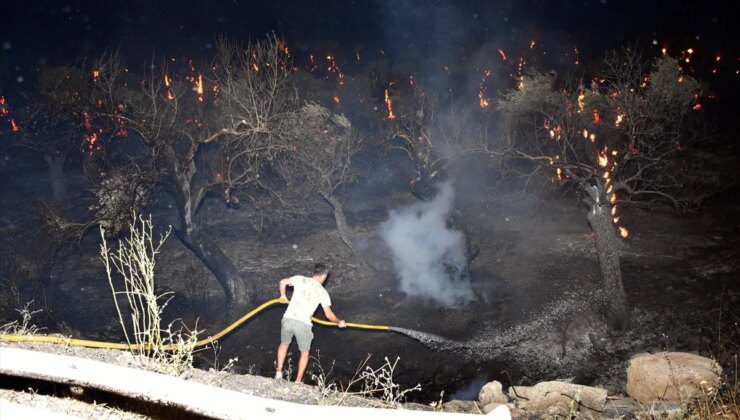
left=0, top=347, right=509, bottom=419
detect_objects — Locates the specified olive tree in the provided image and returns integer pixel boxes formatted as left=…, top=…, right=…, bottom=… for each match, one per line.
left=496, top=51, right=705, bottom=334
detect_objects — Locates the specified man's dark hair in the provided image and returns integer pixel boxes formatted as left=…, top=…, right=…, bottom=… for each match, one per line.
left=312, top=263, right=329, bottom=276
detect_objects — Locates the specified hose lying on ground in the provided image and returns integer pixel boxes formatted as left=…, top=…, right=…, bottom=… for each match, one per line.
left=0, top=298, right=390, bottom=351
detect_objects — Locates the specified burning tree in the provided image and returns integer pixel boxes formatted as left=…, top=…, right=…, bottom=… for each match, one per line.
left=79, top=35, right=299, bottom=306
left=496, top=51, right=706, bottom=334
left=383, top=83, right=491, bottom=200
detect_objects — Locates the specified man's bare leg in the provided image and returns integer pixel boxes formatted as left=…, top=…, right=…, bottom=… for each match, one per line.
left=276, top=343, right=289, bottom=376
left=295, top=350, right=310, bottom=383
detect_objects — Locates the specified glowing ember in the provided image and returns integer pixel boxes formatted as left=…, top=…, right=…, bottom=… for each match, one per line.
left=592, top=109, right=601, bottom=124
left=196, top=74, right=204, bottom=101
left=618, top=226, right=629, bottom=238
left=577, top=92, right=585, bottom=112
left=384, top=88, right=396, bottom=119
left=0, top=96, right=8, bottom=117
left=82, top=112, right=92, bottom=131
left=10, top=118, right=20, bottom=132
left=497, top=48, right=507, bottom=61
left=598, top=151, right=608, bottom=167
left=615, top=114, right=624, bottom=127
left=693, top=103, right=702, bottom=110
left=86, top=132, right=98, bottom=153
left=478, top=90, right=490, bottom=108
left=556, top=167, right=563, bottom=180
left=333, top=95, right=340, bottom=104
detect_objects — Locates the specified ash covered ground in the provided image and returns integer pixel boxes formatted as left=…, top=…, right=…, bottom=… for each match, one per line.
left=1, top=158, right=737, bottom=402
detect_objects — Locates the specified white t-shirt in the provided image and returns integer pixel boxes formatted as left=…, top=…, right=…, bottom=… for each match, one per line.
left=283, top=275, right=331, bottom=325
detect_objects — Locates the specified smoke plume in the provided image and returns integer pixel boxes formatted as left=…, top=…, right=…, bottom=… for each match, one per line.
left=380, top=182, right=475, bottom=307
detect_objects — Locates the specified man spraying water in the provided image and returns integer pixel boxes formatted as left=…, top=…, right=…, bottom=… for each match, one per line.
left=275, top=263, right=346, bottom=383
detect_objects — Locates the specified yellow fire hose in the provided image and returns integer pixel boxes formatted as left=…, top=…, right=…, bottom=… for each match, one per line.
left=0, top=298, right=389, bottom=351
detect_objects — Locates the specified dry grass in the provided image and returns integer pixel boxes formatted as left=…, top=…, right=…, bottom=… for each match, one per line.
left=100, top=214, right=198, bottom=376
left=686, top=365, right=740, bottom=419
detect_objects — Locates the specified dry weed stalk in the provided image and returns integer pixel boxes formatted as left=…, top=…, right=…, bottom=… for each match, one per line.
left=100, top=214, right=198, bottom=375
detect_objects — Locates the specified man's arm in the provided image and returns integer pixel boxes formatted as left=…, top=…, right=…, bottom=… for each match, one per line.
left=279, top=278, right=292, bottom=301
left=322, top=306, right=346, bottom=328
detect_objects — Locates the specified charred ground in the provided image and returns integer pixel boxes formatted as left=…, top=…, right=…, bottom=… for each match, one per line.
left=0, top=153, right=737, bottom=402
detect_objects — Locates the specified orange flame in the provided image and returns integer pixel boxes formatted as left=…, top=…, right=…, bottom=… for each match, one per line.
left=82, top=111, right=91, bottom=131
left=196, top=74, right=204, bottom=101
left=384, top=88, right=396, bottom=120
left=478, top=90, right=490, bottom=108
left=618, top=226, right=629, bottom=238
left=577, top=93, right=585, bottom=112
left=592, top=109, right=601, bottom=124
left=10, top=118, right=20, bottom=132
left=615, top=114, right=624, bottom=127
left=86, top=132, right=98, bottom=154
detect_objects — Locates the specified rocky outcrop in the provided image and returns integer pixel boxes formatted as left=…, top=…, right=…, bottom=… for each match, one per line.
left=478, top=380, right=509, bottom=406
left=509, top=381, right=607, bottom=417
left=626, top=352, right=721, bottom=403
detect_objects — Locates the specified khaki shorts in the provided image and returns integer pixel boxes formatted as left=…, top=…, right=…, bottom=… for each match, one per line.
left=280, top=318, right=314, bottom=352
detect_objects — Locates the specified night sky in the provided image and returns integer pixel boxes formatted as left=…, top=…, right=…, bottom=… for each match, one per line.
left=1, top=1, right=737, bottom=96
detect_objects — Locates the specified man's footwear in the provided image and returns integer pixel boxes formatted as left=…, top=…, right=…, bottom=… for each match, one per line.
left=274, top=371, right=284, bottom=381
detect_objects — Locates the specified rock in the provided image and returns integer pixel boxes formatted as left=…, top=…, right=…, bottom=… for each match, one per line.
left=479, top=380, right=509, bottom=406
left=441, top=400, right=481, bottom=414
left=626, top=352, right=721, bottom=403
left=509, top=381, right=607, bottom=416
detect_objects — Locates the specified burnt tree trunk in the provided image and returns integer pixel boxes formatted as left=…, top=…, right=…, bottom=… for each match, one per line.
left=586, top=203, right=630, bottom=335
left=45, top=153, right=67, bottom=201
left=164, top=148, right=249, bottom=306
left=320, top=190, right=356, bottom=256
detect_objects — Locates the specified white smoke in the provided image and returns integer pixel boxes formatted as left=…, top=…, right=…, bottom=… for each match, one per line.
left=380, top=182, right=475, bottom=307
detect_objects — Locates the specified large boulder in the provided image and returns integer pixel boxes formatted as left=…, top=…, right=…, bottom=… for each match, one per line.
left=626, top=352, right=721, bottom=403
left=478, top=380, right=509, bottom=406
left=509, top=381, right=607, bottom=416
